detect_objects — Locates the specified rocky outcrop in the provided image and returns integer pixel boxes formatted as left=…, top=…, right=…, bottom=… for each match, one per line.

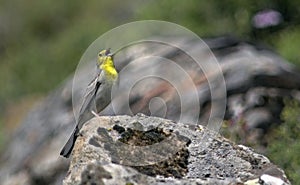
left=63, top=115, right=290, bottom=185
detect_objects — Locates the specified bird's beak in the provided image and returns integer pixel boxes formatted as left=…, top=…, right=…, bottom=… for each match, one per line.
left=105, top=48, right=111, bottom=55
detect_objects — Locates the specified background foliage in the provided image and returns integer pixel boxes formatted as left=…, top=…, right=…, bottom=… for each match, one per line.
left=0, top=0, right=299, bottom=183
left=266, top=100, right=300, bottom=183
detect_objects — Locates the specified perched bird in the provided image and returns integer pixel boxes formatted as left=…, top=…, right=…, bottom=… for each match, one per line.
left=60, top=49, right=118, bottom=158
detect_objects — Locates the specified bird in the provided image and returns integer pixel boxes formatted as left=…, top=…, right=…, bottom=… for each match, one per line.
left=60, top=49, right=118, bottom=158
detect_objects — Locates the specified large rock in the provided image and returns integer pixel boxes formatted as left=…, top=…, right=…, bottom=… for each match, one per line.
left=63, top=115, right=290, bottom=185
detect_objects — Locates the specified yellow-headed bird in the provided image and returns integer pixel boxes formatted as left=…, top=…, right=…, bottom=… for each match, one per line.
left=60, top=49, right=118, bottom=158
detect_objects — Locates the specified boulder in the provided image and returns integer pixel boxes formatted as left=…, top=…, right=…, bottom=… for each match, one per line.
left=63, top=115, right=290, bottom=185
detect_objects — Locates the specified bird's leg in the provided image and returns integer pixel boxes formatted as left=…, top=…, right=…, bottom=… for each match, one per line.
left=91, top=110, right=101, bottom=118
left=91, top=110, right=113, bottom=131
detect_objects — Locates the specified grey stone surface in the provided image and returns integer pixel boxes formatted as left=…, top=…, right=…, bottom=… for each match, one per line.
left=63, top=115, right=290, bottom=185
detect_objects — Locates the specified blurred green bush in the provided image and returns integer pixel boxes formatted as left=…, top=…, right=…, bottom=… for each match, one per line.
left=1, top=0, right=300, bottom=109
left=266, top=100, right=300, bottom=184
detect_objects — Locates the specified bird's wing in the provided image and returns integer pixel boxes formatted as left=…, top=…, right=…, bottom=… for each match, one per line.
left=76, top=74, right=101, bottom=129
left=60, top=72, right=102, bottom=157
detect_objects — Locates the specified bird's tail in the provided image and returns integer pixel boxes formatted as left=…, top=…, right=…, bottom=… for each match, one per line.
left=60, top=127, right=79, bottom=158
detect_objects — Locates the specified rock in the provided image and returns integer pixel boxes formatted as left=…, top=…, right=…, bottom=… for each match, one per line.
left=63, top=115, right=290, bottom=185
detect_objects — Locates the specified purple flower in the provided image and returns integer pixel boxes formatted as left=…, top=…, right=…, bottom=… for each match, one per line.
left=252, top=9, right=283, bottom=28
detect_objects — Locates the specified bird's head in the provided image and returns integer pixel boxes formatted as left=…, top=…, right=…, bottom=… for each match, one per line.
left=97, top=49, right=113, bottom=66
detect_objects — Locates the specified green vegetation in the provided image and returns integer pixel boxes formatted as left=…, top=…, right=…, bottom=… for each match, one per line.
left=266, top=100, right=300, bottom=184
left=0, top=4, right=298, bottom=120
left=1, top=0, right=300, bottom=109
